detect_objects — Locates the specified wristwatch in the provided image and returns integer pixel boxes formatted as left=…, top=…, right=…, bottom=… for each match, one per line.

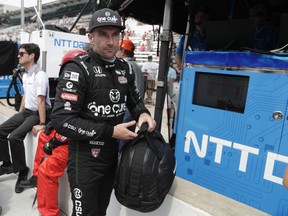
left=39, top=122, right=46, bottom=125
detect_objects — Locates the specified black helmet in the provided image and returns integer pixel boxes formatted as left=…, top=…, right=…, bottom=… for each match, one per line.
left=89, top=8, right=125, bottom=33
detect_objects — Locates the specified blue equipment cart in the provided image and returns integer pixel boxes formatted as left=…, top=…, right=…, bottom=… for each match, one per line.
left=175, top=51, right=288, bottom=215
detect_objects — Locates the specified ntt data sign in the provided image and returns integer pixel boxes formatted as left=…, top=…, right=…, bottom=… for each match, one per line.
left=175, top=52, right=288, bottom=216
left=54, top=38, right=85, bottom=49
left=22, top=30, right=89, bottom=78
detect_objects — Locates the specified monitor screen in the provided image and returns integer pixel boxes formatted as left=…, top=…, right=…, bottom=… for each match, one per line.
left=193, top=72, right=249, bottom=113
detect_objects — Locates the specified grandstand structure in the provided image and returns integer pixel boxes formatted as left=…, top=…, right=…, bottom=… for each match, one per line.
left=0, top=0, right=180, bottom=66
left=0, top=0, right=93, bottom=28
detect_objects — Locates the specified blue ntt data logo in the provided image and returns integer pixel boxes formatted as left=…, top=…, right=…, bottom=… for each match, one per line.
left=54, top=38, right=85, bottom=49
left=184, top=130, right=286, bottom=185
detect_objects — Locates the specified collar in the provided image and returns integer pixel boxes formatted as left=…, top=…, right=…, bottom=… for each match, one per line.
left=89, top=49, right=116, bottom=69
left=124, top=57, right=134, bottom=62
left=26, top=64, right=40, bottom=74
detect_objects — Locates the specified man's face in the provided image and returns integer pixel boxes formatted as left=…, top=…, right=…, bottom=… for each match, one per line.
left=88, top=26, right=120, bottom=60
left=18, top=48, right=33, bottom=66
left=194, top=10, right=208, bottom=26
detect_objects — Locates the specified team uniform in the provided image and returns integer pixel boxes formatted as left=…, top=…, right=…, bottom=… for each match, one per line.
left=34, top=129, right=68, bottom=216
left=51, top=49, right=150, bottom=215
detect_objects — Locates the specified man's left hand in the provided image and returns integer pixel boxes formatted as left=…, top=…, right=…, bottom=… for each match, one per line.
left=137, top=113, right=156, bottom=132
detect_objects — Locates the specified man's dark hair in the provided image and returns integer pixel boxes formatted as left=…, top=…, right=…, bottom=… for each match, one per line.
left=122, top=49, right=134, bottom=58
left=20, top=43, right=40, bottom=63
left=196, top=6, right=210, bottom=15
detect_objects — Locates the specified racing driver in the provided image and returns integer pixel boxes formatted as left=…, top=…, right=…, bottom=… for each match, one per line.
left=51, top=8, right=156, bottom=216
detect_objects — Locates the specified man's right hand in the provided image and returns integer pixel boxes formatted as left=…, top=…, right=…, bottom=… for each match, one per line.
left=112, top=121, right=138, bottom=141
left=32, top=125, right=45, bottom=137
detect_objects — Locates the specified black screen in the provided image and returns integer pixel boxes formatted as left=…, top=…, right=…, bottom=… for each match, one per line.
left=193, top=72, right=249, bottom=113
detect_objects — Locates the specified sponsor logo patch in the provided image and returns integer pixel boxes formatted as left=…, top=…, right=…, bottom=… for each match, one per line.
left=97, top=11, right=118, bottom=24
left=73, top=188, right=83, bottom=215
left=63, top=71, right=79, bottom=82
left=66, top=81, right=73, bottom=89
left=63, top=122, right=77, bottom=131
left=93, top=66, right=106, bottom=77
left=73, top=188, right=82, bottom=199
left=64, top=102, right=72, bottom=111
left=61, top=93, right=78, bottom=101
left=115, top=69, right=126, bottom=76
left=89, top=140, right=105, bottom=146
left=109, top=89, right=120, bottom=103
left=118, top=76, right=127, bottom=84
left=91, top=148, right=101, bottom=158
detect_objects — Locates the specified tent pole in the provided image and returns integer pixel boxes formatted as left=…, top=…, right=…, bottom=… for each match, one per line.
left=154, top=0, right=174, bottom=132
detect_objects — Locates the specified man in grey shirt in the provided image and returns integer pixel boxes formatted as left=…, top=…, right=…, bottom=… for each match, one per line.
left=117, top=39, right=144, bottom=97
left=117, top=39, right=145, bottom=149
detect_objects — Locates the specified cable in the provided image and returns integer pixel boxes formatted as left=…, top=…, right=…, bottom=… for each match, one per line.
left=240, top=46, right=288, bottom=57
left=270, top=43, right=288, bottom=52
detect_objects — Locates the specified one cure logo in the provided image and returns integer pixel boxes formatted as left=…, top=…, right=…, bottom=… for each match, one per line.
left=184, top=130, right=288, bottom=185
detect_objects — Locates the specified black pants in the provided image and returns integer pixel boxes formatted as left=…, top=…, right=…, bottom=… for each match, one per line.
left=0, top=109, right=49, bottom=172
left=68, top=141, right=118, bottom=216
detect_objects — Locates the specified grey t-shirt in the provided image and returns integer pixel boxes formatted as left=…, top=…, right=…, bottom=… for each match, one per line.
left=124, top=57, right=145, bottom=98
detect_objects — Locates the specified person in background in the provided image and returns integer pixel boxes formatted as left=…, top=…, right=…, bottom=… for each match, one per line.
left=117, top=39, right=145, bottom=150
left=249, top=0, right=278, bottom=51
left=283, top=165, right=288, bottom=189
left=167, top=58, right=177, bottom=106
left=0, top=43, right=51, bottom=194
left=19, top=49, right=86, bottom=216
left=117, top=39, right=144, bottom=98
left=175, top=6, right=209, bottom=68
left=141, top=55, right=159, bottom=104
left=138, top=43, right=146, bottom=51
left=51, top=8, right=156, bottom=216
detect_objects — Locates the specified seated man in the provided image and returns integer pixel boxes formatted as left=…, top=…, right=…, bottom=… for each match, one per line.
left=0, top=43, right=51, bottom=193
left=175, top=6, right=209, bottom=68
left=249, top=0, right=278, bottom=51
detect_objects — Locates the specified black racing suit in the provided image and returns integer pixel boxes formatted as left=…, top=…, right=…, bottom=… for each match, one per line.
left=51, top=49, right=150, bottom=216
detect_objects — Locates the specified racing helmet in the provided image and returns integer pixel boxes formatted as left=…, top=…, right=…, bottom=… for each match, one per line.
left=60, top=49, right=87, bottom=65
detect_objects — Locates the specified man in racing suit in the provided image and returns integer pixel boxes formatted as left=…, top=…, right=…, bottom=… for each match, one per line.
left=51, top=8, right=156, bottom=216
